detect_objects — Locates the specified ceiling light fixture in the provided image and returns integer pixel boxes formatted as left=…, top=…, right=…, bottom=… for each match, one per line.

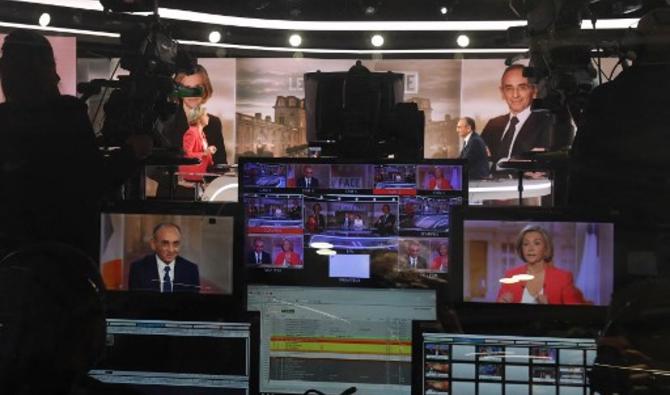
left=371, top=34, right=384, bottom=47
left=0, top=20, right=528, bottom=55
left=288, top=33, right=302, bottom=47
left=38, top=12, right=50, bottom=27
left=9, top=1, right=641, bottom=31
left=456, top=34, right=470, bottom=47
left=440, top=6, right=448, bottom=15
left=208, top=30, right=221, bottom=43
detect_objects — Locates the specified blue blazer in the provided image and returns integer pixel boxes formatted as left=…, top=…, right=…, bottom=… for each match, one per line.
left=128, top=254, right=200, bottom=293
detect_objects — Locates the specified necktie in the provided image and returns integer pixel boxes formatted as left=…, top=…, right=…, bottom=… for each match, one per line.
left=499, top=116, right=519, bottom=159
left=256, top=253, right=261, bottom=264
left=460, top=139, right=468, bottom=157
left=306, top=178, right=310, bottom=187
left=162, top=266, right=172, bottom=293
left=411, top=258, right=416, bottom=268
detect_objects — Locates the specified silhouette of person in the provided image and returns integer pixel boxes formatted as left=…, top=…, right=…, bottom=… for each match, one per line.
left=0, top=243, right=106, bottom=395
left=0, top=29, right=150, bottom=259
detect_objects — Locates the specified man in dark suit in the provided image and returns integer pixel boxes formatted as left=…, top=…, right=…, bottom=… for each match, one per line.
left=399, top=241, right=427, bottom=270
left=297, top=166, right=319, bottom=188
left=128, top=223, right=200, bottom=293
left=458, top=117, right=490, bottom=180
left=481, top=64, right=552, bottom=172
left=247, top=238, right=272, bottom=265
left=374, top=204, right=396, bottom=236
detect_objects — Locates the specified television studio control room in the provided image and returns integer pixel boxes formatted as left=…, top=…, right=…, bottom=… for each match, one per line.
left=1, top=1, right=669, bottom=394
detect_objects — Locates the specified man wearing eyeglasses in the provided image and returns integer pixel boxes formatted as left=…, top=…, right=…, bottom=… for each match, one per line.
left=480, top=64, right=552, bottom=172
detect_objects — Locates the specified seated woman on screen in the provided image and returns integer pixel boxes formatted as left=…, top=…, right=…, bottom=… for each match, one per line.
left=352, top=214, right=364, bottom=230
left=497, top=225, right=585, bottom=305
left=431, top=243, right=449, bottom=272
left=274, top=239, right=302, bottom=267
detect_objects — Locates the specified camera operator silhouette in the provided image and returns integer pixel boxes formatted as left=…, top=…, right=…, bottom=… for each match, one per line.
left=0, top=29, right=150, bottom=259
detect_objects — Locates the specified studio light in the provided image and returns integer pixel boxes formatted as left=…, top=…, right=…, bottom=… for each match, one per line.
left=38, top=12, right=50, bottom=27
left=289, top=33, right=302, bottom=47
left=440, top=6, right=448, bottom=15
left=371, top=34, right=384, bottom=47
left=316, top=249, right=337, bottom=256
left=456, top=34, right=470, bottom=47
left=310, top=242, right=334, bottom=249
left=208, top=30, right=221, bottom=43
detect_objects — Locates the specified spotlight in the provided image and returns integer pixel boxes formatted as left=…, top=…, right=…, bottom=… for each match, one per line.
left=38, top=12, right=51, bottom=27
left=371, top=34, right=384, bottom=47
left=440, top=6, right=448, bottom=15
left=289, top=33, right=302, bottom=47
left=456, top=34, right=470, bottom=47
left=316, top=249, right=337, bottom=256
left=208, top=31, right=222, bottom=43
left=364, top=6, right=376, bottom=16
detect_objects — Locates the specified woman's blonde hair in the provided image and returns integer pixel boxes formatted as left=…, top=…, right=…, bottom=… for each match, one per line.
left=515, top=225, right=554, bottom=263
left=187, top=105, right=207, bottom=126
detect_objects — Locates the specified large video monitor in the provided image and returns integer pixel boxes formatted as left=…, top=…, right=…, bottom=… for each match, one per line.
left=450, top=207, right=616, bottom=307
left=89, top=313, right=259, bottom=395
left=239, top=158, right=467, bottom=288
left=248, top=285, right=437, bottom=395
left=99, top=201, right=244, bottom=318
left=412, top=321, right=597, bottom=395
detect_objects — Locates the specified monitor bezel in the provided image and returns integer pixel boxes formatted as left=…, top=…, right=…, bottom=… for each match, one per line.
left=100, top=200, right=246, bottom=321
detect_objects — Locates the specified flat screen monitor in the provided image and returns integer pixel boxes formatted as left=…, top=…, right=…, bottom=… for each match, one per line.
left=248, top=285, right=437, bottom=395
left=450, top=207, right=616, bottom=307
left=411, top=321, right=597, bottom=395
left=239, top=158, right=467, bottom=289
left=99, top=201, right=244, bottom=318
left=89, top=313, right=259, bottom=395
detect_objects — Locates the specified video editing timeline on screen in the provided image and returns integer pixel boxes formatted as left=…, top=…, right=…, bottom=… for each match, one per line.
left=90, top=318, right=258, bottom=395
left=419, top=333, right=596, bottom=395
left=248, top=285, right=437, bottom=395
left=240, top=159, right=466, bottom=287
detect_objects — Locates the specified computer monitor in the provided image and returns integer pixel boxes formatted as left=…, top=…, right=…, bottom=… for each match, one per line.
left=99, top=201, right=245, bottom=318
left=239, top=158, right=467, bottom=289
left=411, top=321, right=597, bottom=395
left=248, top=285, right=437, bottom=395
left=450, top=207, right=617, bottom=307
left=89, top=313, right=260, bottom=395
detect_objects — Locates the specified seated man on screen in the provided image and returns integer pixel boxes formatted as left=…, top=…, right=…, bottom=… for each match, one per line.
left=374, top=204, right=396, bottom=236
left=399, top=241, right=428, bottom=270
left=496, top=225, right=584, bottom=304
left=128, top=223, right=200, bottom=293
left=248, top=238, right=271, bottom=265
left=297, top=166, right=319, bottom=188
left=480, top=64, right=553, bottom=172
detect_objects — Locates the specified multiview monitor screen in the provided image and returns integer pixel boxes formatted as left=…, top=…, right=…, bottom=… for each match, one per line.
left=99, top=203, right=237, bottom=296
left=412, top=324, right=597, bottom=395
left=239, top=158, right=467, bottom=288
left=248, top=285, right=437, bottom=395
left=89, top=316, right=259, bottom=395
left=451, top=208, right=615, bottom=306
